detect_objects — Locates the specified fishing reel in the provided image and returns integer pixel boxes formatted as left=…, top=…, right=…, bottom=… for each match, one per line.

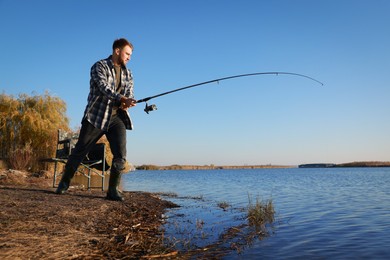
left=144, top=103, right=157, bottom=114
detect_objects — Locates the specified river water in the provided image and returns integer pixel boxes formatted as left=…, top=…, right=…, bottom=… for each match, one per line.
left=122, top=168, right=389, bottom=259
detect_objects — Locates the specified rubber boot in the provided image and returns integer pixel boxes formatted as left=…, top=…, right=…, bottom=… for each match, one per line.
left=106, top=171, right=124, bottom=201
left=55, top=166, right=75, bottom=194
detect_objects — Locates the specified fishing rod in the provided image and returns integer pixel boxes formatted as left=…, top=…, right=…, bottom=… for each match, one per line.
left=136, top=72, right=324, bottom=114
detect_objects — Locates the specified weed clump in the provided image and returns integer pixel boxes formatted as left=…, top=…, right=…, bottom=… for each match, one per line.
left=247, top=194, right=275, bottom=234
left=217, top=201, right=230, bottom=211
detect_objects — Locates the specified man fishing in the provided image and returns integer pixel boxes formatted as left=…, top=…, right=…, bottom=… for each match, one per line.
left=55, top=38, right=136, bottom=201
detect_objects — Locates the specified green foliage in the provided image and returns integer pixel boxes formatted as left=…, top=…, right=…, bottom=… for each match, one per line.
left=0, top=92, right=70, bottom=171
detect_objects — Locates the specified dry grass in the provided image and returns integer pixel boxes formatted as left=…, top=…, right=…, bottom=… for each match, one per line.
left=247, top=194, right=275, bottom=234
left=0, top=171, right=179, bottom=259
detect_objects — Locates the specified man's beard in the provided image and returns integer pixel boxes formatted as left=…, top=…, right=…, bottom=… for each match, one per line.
left=118, top=56, right=126, bottom=66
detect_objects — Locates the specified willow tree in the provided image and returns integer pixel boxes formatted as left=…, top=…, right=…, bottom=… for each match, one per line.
left=0, top=92, right=70, bottom=171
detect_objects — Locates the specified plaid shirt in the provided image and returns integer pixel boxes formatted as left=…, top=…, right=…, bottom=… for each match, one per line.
left=83, top=56, right=134, bottom=131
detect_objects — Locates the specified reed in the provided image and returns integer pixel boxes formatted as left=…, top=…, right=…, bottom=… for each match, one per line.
left=247, top=194, right=275, bottom=233
left=217, top=201, right=230, bottom=211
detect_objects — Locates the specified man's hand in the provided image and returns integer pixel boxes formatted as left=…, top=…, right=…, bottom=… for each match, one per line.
left=120, top=97, right=137, bottom=110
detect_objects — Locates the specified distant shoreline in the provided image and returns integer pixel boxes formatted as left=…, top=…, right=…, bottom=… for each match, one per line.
left=135, top=161, right=390, bottom=170
left=135, top=164, right=293, bottom=170
left=299, top=161, right=390, bottom=168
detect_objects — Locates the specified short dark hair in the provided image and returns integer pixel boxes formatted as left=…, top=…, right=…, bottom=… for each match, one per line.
left=112, top=38, right=133, bottom=51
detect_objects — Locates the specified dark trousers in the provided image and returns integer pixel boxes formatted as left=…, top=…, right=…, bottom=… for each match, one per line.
left=64, top=114, right=127, bottom=177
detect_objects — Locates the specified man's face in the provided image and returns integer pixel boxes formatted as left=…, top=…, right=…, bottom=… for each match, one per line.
left=117, top=45, right=133, bottom=66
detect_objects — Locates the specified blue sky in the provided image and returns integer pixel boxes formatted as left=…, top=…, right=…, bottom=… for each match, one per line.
left=1, top=0, right=389, bottom=166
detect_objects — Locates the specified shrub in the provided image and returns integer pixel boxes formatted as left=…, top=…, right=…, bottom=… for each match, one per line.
left=8, top=143, right=33, bottom=171
left=0, top=92, right=70, bottom=171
